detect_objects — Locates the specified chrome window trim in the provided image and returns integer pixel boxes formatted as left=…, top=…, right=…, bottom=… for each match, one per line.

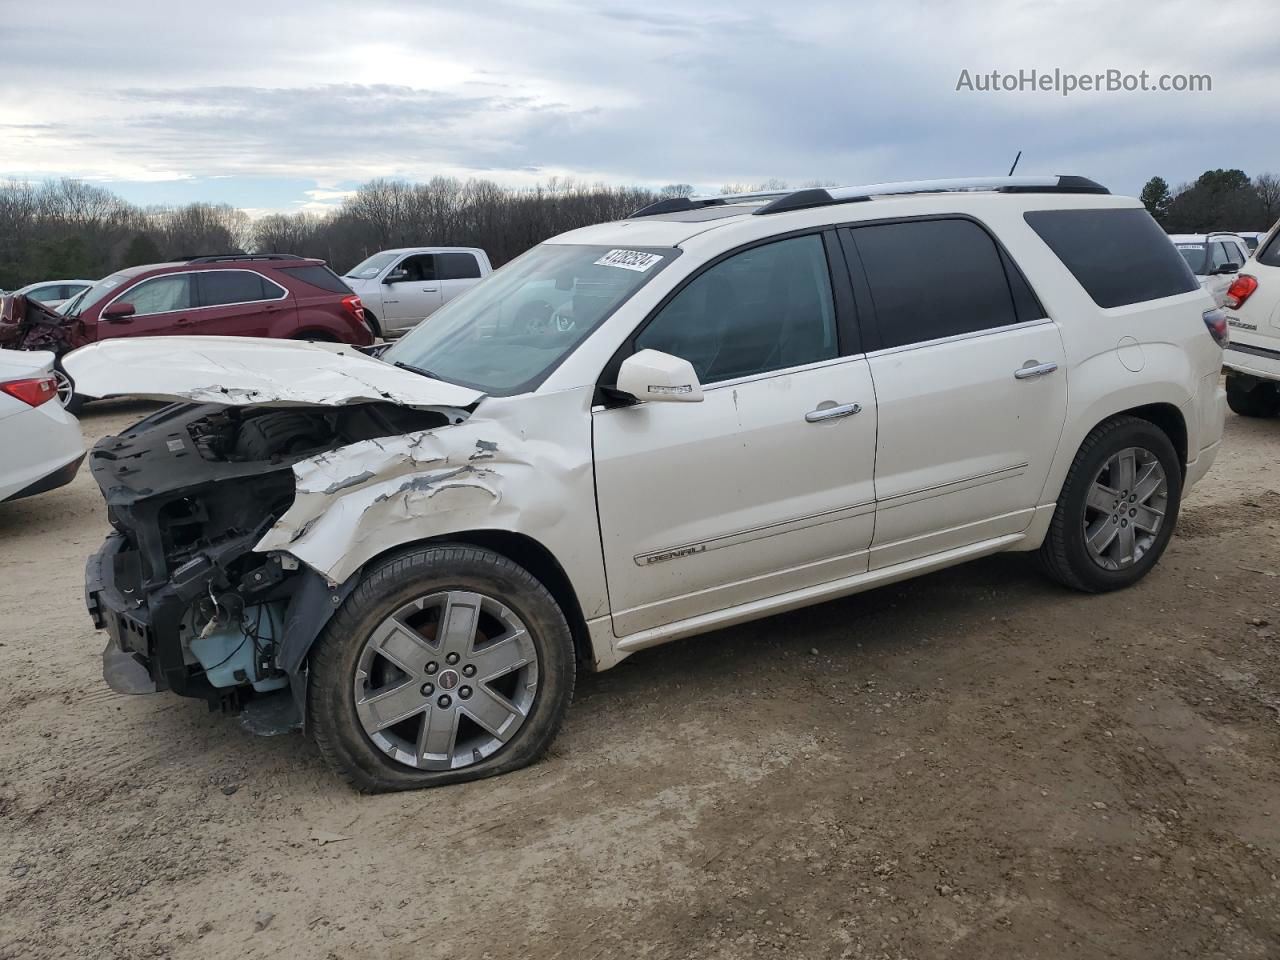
left=101, top=268, right=289, bottom=318
left=863, top=317, right=1055, bottom=360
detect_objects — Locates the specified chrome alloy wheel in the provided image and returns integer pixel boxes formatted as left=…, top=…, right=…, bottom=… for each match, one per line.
left=1083, top=446, right=1168, bottom=571
left=53, top=369, right=74, bottom=407
left=353, top=591, right=538, bottom=771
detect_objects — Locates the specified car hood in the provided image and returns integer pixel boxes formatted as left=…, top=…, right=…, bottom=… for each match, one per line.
left=61, top=336, right=485, bottom=410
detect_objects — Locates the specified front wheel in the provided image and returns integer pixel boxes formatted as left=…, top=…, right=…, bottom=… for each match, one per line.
left=1038, top=416, right=1182, bottom=593
left=308, top=544, right=575, bottom=792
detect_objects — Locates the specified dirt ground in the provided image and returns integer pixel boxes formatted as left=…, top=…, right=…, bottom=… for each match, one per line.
left=1, top=400, right=1279, bottom=960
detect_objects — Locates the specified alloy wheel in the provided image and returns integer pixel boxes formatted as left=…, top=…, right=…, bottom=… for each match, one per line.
left=1083, top=446, right=1168, bottom=571
left=353, top=591, right=538, bottom=771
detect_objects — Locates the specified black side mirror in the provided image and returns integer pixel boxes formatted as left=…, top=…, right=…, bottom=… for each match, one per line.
left=384, top=270, right=408, bottom=284
left=101, top=302, right=136, bottom=321
left=1217, top=263, right=1241, bottom=275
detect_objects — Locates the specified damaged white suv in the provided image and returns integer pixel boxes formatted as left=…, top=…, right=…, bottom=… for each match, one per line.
left=70, top=176, right=1227, bottom=792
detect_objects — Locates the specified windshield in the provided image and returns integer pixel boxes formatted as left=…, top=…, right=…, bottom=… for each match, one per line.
left=345, top=252, right=399, bottom=280
left=382, top=243, right=676, bottom=395
left=1175, top=243, right=1209, bottom=276
left=58, top=272, right=131, bottom=316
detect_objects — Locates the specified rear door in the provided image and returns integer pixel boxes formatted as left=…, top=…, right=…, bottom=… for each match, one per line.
left=843, top=217, right=1068, bottom=569
left=191, top=269, right=291, bottom=336
left=436, top=252, right=484, bottom=307
left=382, top=253, right=443, bottom=333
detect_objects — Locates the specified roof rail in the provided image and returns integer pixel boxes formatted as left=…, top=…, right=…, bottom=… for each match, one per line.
left=629, top=189, right=793, bottom=218
left=182, top=253, right=306, bottom=264
left=753, top=175, right=1109, bottom=215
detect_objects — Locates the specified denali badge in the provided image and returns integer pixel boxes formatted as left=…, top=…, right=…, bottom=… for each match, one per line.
left=637, top=544, right=707, bottom=566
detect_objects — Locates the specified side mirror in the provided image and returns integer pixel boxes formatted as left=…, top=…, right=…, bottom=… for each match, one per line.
left=1217, top=263, right=1241, bottom=275
left=384, top=270, right=408, bottom=284
left=101, top=302, right=135, bottom=321
left=616, top=349, right=704, bottom=403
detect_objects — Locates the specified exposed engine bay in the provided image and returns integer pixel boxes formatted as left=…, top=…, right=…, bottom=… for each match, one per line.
left=85, top=401, right=460, bottom=715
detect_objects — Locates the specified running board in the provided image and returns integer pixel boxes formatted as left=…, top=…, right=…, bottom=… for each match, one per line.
left=613, top=533, right=1026, bottom=655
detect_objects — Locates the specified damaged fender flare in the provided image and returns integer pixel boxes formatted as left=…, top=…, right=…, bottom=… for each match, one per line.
left=279, top=565, right=360, bottom=730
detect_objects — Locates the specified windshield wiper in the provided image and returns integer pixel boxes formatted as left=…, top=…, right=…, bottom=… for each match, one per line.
left=393, top=360, right=441, bottom=381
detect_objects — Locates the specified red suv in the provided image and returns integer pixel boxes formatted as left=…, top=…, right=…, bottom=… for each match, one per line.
left=0, top=254, right=374, bottom=410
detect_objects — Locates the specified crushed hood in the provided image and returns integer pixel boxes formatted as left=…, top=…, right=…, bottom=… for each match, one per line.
left=61, top=336, right=485, bottom=409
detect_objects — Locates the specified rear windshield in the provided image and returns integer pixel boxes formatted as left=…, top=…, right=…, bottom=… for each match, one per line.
left=279, top=265, right=353, bottom=294
left=1259, top=232, right=1280, bottom=268
left=1175, top=242, right=1209, bottom=275
left=1024, top=208, right=1199, bottom=308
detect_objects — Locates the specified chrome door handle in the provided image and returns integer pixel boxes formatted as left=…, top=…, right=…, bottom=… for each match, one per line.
left=805, top=402, right=861, bottom=423
left=1014, top=361, right=1059, bottom=380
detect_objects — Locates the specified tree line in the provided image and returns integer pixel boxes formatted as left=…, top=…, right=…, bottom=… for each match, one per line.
left=1140, top=169, right=1280, bottom=234
left=4, top=169, right=1276, bottom=290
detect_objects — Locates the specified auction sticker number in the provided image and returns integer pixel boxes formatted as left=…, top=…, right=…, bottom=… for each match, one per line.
left=594, top=249, right=664, bottom=272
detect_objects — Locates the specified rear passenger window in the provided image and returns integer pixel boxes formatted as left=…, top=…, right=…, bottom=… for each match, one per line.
left=635, top=234, right=837, bottom=384
left=198, top=270, right=277, bottom=307
left=437, top=253, right=482, bottom=280
left=1024, top=208, right=1198, bottom=308
left=849, top=219, right=1024, bottom=349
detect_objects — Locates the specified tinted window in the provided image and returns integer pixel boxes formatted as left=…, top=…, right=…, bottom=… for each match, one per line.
left=1025, top=208, right=1199, bottom=307
left=392, top=254, right=435, bottom=282
left=1177, top=242, right=1209, bottom=275
left=121, top=274, right=194, bottom=316
left=1210, top=243, right=1234, bottom=271
left=1260, top=233, right=1280, bottom=268
left=636, top=234, right=837, bottom=384
left=850, top=219, right=1019, bottom=349
left=279, top=265, right=352, bottom=294
left=197, top=270, right=275, bottom=307
left=437, top=252, right=482, bottom=280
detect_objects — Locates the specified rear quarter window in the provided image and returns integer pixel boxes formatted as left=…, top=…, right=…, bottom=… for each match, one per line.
left=1259, top=232, right=1280, bottom=269
left=278, top=265, right=354, bottom=294
left=1024, top=208, right=1199, bottom=308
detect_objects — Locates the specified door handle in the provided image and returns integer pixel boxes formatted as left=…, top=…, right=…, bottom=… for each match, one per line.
left=422, top=286, right=438, bottom=292
left=1014, top=361, right=1059, bottom=380
left=805, top=402, right=861, bottom=423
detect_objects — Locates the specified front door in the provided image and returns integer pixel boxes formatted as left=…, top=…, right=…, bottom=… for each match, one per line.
left=841, top=217, right=1069, bottom=569
left=382, top=253, right=443, bottom=333
left=593, top=232, right=878, bottom=637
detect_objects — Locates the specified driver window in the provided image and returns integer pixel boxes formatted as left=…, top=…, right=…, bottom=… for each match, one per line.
left=634, top=234, right=837, bottom=384
left=1210, top=243, right=1233, bottom=270
left=121, top=274, right=194, bottom=316
left=393, top=254, right=436, bottom=282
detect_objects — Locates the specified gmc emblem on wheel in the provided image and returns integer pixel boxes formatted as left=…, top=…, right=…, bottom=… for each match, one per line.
left=437, top=669, right=460, bottom=690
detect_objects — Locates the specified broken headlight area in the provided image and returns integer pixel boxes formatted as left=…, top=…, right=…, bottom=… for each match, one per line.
left=0, top=294, right=77, bottom=352
left=85, top=400, right=458, bottom=714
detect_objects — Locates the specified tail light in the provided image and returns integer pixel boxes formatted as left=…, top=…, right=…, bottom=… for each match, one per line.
left=340, top=295, right=366, bottom=325
left=1, top=375, right=58, bottom=407
left=1224, top=274, right=1259, bottom=310
left=1202, top=307, right=1230, bottom=348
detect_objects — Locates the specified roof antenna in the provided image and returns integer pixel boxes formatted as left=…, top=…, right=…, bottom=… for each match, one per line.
left=1008, top=150, right=1022, bottom=176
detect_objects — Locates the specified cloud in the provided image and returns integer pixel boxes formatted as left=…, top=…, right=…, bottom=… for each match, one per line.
left=0, top=0, right=1277, bottom=211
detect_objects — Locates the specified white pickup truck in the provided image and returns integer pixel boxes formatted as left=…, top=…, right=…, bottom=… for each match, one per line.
left=342, top=247, right=492, bottom=337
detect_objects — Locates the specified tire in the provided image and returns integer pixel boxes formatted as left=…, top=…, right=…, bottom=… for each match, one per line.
left=1038, top=415, right=1183, bottom=593
left=363, top=310, right=383, bottom=339
left=308, top=544, right=575, bottom=792
left=1226, top=374, right=1280, bottom=418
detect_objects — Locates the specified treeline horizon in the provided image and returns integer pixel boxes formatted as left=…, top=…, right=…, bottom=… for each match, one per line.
left=2, top=169, right=1276, bottom=290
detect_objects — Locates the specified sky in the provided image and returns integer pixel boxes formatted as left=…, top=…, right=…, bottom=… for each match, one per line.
left=3, top=0, right=1278, bottom=216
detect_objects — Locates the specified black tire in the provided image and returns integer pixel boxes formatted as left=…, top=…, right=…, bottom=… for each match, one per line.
left=308, top=544, right=575, bottom=792
left=1038, top=415, right=1183, bottom=593
left=1226, top=373, right=1280, bottom=418
left=363, top=310, right=383, bottom=339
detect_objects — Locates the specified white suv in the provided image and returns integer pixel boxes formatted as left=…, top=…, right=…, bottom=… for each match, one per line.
left=1170, top=232, right=1251, bottom=305
left=1222, top=224, right=1280, bottom=416
left=68, top=175, right=1227, bottom=791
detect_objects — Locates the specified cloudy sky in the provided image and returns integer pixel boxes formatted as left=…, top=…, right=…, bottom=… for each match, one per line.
left=3, top=0, right=1278, bottom=214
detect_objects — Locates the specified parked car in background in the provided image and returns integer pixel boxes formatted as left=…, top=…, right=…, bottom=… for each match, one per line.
left=10, top=279, right=95, bottom=309
left=0, top=254, right=373, bottom=410
left=343, top=247, right=491, bottom=337
left=0, top=348, right=84, bottom=503
left=1222, top=225, right=1280, bottom=417
left=1169, top=233, right=1251, bottom=305
left=69, top=175, right=1226, bottom=792
left=1233, top=231, right=1269, bottom=254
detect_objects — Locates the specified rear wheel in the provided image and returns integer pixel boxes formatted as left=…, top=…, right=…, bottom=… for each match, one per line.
left=1038, top=416, right=1182, bottom=593
left=52, top=365, right=87, bottom=415
left=1226, top=373, right=1280, bottom=418
left=309, top=544, right=575, bottom=792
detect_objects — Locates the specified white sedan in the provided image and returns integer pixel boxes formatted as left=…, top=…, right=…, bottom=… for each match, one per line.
left=8, top=279, right=95, bottom=310
left=0, top=349, right=84, bottom=503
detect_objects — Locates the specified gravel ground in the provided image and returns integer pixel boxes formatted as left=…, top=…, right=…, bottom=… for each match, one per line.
left=1, top=399, right=1278, bottom=960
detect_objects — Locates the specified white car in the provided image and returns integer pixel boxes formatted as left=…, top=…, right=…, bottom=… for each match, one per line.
left=1169, top=233, right=1250, bottom=305
left=68, top=175, right=1226, bottom=791
left=10, top=279, right=95, bottom=310
left=1233, top=231, right=1269, bottom=255
left=0, top=349, right=84, bottom=503
left=342, top=248, right=492, bottom=338
left=1221, top=225, right=1280, bottom=417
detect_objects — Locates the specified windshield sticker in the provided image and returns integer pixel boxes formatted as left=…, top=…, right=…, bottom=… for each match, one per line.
left=1176, top=244, right=1203, bottom=250
left=594, top=249, right=664, bottom=273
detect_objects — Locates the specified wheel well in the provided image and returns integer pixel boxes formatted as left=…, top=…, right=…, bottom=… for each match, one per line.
left=366, top=531, right=594, bottom=667
left=362, top=309, right=382, bottom=338
left=1112, top=403, right=1188, bottom=475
